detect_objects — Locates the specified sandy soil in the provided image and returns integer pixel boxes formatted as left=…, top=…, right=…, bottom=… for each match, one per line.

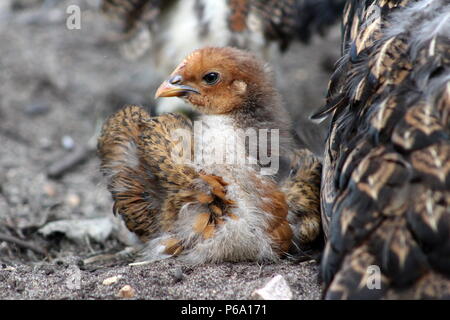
left=0, top=0, right=340, bottom=300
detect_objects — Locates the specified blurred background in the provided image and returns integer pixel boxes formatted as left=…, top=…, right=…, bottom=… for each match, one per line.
left=0, top=0, right=340, bottom=264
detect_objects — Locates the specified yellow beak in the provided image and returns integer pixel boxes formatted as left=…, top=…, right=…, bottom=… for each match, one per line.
left=155, top=80, right=199, bottom=99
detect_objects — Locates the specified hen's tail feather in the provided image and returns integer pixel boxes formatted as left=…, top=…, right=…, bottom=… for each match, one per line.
left=101, top=0, right=166, bottom=33
left=252, top=0, right=346, bottom=50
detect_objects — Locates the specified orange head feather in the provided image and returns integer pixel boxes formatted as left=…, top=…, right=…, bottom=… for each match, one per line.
left=155, top=47, right=275, bottom=115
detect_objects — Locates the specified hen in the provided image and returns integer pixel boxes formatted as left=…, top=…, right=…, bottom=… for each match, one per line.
left=312, top=0, right=450, bottom=299
left=101, top=0, right=345, bottom=115
left=98, top=47, right=322, bottom=264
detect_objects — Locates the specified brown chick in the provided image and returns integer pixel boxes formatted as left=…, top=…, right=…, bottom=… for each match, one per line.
left=98, top=47, right=321, bottom=264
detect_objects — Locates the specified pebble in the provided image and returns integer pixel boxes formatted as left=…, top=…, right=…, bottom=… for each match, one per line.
left=65, top=193, right=81, bottom=207
left=102, top=275, right=122, bottom=286
left=172, top=267, right=184, bottom=283
left=61, top=135, right=75, bottom=150
left=251, top=274, right=293, bottom=300
left=117, top=285, right=135, bottom=298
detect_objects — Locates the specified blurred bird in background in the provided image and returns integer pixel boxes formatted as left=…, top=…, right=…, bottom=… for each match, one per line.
left=98, top=47, right=322, bottom=264
left=312, top=0, right=450, bottom=299
left=100, top=0, right=346, bottom=154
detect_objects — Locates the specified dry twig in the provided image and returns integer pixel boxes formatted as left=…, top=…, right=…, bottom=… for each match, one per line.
left=0, top=232, right=47, bottom=256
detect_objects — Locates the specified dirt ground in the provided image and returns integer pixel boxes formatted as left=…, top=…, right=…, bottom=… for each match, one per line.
left=0, top=0, right=340, bottom=300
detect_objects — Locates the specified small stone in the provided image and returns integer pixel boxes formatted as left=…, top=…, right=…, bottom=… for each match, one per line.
left=61, top=135, right=75, bottom=150
left=65, top=193, right=80, bottom=207
left=172, top=267, right=184, bottom=283
left=117, top=285, right=135, bottom=298
left=102, top=275, right=122, bottom=286
left=251, top=274, right=293, bottom=300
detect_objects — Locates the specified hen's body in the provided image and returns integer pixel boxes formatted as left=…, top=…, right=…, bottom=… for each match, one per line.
left=102, top=0, right=345, bottom=59
left=313, top=0, right=450, bottom=299
left=101, top=0, right=345, bottom=115
left=98, top=48, right=322, bottom=264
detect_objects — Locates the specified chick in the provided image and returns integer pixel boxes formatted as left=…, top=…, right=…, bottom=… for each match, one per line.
left=98, top=47, right=321, bottom=264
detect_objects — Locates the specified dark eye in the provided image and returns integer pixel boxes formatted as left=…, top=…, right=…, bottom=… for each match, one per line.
left=202, top=72, right=220, bottom=85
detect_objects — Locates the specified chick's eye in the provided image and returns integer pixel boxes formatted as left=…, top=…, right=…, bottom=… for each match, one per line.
left=202, top=72, right=220, bottom=85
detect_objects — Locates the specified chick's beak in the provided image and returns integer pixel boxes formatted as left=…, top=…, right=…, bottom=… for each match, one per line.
left=155, top=76, right=200, bottom=99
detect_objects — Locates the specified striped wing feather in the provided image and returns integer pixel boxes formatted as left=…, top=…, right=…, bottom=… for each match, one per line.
left=97, top=105, right=235, bottom=243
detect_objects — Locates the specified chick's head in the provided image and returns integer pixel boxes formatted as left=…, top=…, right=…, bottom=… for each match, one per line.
left=155, top=47, right=274, bottom=115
